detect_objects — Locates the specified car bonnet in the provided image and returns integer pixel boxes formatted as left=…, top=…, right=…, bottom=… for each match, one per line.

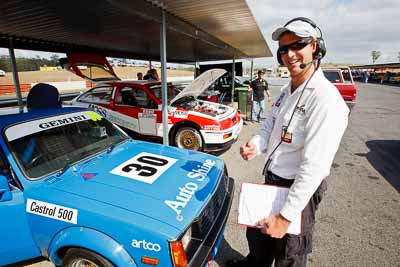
left=170, top=68, right=227, bottom=104
left=43, top=140, right=225, bottom=232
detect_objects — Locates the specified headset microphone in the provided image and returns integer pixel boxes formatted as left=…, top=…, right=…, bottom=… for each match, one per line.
left=300, top=61, right=313, bottom=69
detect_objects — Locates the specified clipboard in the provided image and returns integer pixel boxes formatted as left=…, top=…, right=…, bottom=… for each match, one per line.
left=238, top=182, right=301, bottom=235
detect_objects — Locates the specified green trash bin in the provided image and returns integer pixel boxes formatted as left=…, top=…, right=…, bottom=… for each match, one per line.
left=236, top=87, right=252, bottom=120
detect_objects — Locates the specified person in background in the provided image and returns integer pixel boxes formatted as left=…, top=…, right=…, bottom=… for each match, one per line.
left=364, top=71, right=369, bottom=83
left=137, top=72, right=143, bottom=80
left=248, top=70, right=271, bottom=122
left=147, top=69, right=159, bottom=81
left=143, top=70, right=151, bottom=80
left=227, top=17, right=349, bottom=267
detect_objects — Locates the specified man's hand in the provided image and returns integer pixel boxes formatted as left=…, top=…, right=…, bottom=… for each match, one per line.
left=257, top=214, right=291, bottom=238
left=240, top=142, right=256, bottom=160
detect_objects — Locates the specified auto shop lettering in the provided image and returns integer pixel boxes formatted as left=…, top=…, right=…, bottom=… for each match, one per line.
left=164, top=159, right=215, bottom=218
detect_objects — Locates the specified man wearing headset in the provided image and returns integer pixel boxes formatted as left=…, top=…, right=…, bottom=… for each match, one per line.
left=227, top=18, right=349, bottom=267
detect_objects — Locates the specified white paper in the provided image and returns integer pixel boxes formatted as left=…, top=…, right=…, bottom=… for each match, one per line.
left=238, top=182, right=301, bottom=235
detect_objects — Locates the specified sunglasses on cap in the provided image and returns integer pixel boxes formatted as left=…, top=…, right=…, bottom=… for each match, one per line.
left=278, top=38, right=314, bottom=54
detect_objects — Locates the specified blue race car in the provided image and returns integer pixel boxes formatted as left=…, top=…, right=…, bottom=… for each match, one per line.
left=0, top=106, right=234, bottom=267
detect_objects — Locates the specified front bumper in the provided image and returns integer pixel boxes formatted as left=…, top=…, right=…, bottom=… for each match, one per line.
left=201, top=118, right=243, bottom=151
left=187, top=176, right=235, bottom=267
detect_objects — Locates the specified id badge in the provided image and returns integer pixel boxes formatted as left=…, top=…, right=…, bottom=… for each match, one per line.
left=281, top=126, right=292, bottom=143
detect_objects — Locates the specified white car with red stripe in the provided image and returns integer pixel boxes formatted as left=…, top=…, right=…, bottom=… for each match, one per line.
left=62, top=53, right=243, bottom=152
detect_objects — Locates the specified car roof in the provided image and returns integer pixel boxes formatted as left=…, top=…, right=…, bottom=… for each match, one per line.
left=95, top=80, right=164, bottom=88
left=0, top=107, right=86, bottom=131
left=322, top=68, right=341, bottom=72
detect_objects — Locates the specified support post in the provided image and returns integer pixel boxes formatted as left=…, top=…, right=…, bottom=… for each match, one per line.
left=231, top=54, right=235, bottom=105
left=160, top=9, right=169, bottom=146
left=250, top=58, right=254, bottom=82
left=8, top=39, right=24, bottom=113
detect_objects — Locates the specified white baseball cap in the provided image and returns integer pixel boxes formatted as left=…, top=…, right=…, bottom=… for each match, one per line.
left=272, top=20, right=318, bottom=41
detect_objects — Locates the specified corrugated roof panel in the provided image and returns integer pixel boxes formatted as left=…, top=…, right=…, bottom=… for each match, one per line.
left=0, top=0, right=271, bottom=62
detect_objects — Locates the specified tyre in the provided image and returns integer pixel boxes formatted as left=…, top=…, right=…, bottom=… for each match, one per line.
left=62, top=248, right=114, bottom=267
left=174, top=127, right=203, bottom=151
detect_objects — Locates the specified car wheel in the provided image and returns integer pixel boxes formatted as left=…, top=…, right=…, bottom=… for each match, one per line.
left=62, top=248, right=114, bottom=267
left=174, top=127, right=203, bottom=151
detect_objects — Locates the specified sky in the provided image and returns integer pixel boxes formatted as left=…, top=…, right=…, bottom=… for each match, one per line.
left=247, top=0, right=400, bottom=66
left=1, top=0, right=399, bottom=68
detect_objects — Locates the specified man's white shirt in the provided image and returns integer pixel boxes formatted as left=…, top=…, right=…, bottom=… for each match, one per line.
left=251, top=68, right=349, bottom=222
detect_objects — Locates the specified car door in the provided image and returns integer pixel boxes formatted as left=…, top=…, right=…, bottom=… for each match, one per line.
left=114, top=86, right=161, bottom=136
left=0, top=153, right=40, bottom=266
left=75, top=85, right=115, bottom=118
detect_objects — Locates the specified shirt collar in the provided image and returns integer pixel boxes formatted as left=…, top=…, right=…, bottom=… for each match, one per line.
left=285, top=68, right=324, bottom=95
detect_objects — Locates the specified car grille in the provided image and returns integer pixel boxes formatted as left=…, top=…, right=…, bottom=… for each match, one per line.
left=194, top=175, right=228, bottom=238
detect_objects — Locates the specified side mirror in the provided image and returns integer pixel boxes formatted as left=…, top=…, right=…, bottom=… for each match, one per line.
left=0, top=174, right=12, bottom=202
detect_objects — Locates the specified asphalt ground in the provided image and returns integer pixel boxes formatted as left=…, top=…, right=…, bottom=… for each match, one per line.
left=14, top=80, right=400, bottom=267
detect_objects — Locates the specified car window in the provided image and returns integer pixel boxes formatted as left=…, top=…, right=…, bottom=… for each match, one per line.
left=5, top=111, right=128, bottom=179
left=148, top=85, right=180, bottom=102
left=323, top=71, right=341, bottom=83
left=116, top=87, right=156, bottom=108
left=116, top=87, right=138, bottom=106
left=78, top=86, right=113, bottom=104
left=341, top=69, right=353, bottom=83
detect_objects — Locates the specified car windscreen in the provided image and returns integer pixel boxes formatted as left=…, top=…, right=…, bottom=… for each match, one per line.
left=323, top=71, right=342, bottom=83
left=148, top=85, right=181, bottom=102
left=5, top=111, right=128, bottom=179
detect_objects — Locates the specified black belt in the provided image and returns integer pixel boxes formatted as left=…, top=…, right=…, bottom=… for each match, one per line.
left=265, top=171, right=294, bottom=188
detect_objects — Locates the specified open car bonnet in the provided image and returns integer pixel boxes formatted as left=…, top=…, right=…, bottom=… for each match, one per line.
left=62, top=53, right=227, bottom=103
left=60, top=53, right=120, bottom=83
left=170, top=68, right=227, bottom=104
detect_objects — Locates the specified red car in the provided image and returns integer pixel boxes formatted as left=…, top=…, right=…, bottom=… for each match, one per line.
left=62, top=53, right=243, bottom=152
left=322, top=67, right=357, bottom=109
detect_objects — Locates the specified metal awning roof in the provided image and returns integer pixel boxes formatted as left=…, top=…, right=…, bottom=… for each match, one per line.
left=350, top=63, right=400, bottom=70
left=0, top=0, right=271, bottom=63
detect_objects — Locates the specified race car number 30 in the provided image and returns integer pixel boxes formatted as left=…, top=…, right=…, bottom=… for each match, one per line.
left=110, top=152, right=177, bottom=184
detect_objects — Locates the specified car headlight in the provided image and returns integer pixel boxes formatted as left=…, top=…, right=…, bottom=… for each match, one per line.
left=181, top=226, right=192, bottom=250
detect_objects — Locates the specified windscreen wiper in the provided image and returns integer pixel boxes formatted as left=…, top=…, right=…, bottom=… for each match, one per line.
left=107, top=143, right=116, bottom=154
left=57, top=160, right=73, bottom=177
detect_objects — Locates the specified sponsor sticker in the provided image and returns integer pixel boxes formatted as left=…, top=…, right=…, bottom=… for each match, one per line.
left=174, top=110, right=188, bottom=119
left=5, top=111, right=92, bottom=141
left=164, top=159, right=216, bottom=219
left=139, top=113, right=156, bottom=118
left=110, top=152, right=177, bottom=184
left=82, top=173, right=97, bottom=180
left=89, top=104, right=108, bottom=118
left=26, top=198, right=78, bottom=224
left=204, top=125, right=221, bottom=131
left=131, top=239, right=161, bottom=252
left=142, top=109, right=154, bottom=114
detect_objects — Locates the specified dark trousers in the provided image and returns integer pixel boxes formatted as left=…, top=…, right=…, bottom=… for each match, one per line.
left=245, top=172, right=327, bottom=267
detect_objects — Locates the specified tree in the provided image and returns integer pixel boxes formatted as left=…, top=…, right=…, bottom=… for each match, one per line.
left=50, top=54, right=60, bottom=66
left=371, top=51, right=381, bottom=64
